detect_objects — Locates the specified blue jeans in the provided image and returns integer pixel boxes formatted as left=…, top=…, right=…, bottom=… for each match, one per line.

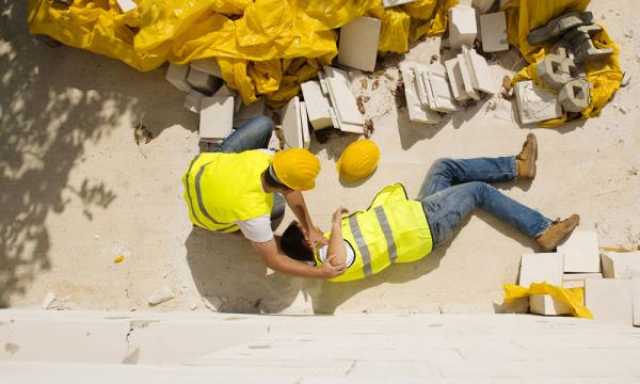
left=205, top=116, right=285, bottom=226
left=419, top=157, right=552, bottom=248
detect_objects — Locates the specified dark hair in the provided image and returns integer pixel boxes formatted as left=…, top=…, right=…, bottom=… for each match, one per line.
left=263, top=165, right=292, bottom=191
left=280, top=222, right=314, bottom=262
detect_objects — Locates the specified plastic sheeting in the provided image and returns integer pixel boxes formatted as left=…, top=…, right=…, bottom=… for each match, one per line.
left=503, top=282, right=593, bottom=319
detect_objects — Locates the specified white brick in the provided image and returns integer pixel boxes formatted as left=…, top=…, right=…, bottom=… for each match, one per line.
left=383, top=0, right=417, bottom=7
left=338, top=16, right=381, bottom=72
left=281, top=96, right=303, bottom=148
left=463, top=46, right=495, bottom=94
left=601, top=252, right=640, bottom=279
left=558, top=230, right=601, bottom=273
left=519, top=253, right=563, bottom=287
left=199, top=96, right=234, bottom=142
left=448, top=5, right=478, bottom=49
left=562, top=272, right=602, bottom=288
left=420, top=64, right=457, bottom=113
left=529, top=294, right=571, bottom=316
left=479, top=12, right=508, bottom=52
left=399, top=62, right=442, bottom=124
left=323, top=67, right=365, bottom=133
left=165, top=63, right=191, bottom=93
left=456, top=53, right=480, bottom=100
left=190, top=59, right=222, bottom=78
left=233, top=98, right=266, bottom=128
left=300, top=101, right=311, bottom=149
left=116, top=0, right=137, bottom=13
left=633, top=278, right=640, bottom=327
left=187, top=68, right=219, bottom=94
left=444, top=57, right=470, bottom=101
left=514, top=80, right=562, bottom=125
left=585, top=279, right=633, bottom=325
left=300, top=81, right=333, bottom=130
left=184, top=90, right=204, bottom=114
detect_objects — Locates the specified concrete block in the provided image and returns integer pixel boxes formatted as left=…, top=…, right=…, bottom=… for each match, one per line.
left=116, top=0, right=137, bottom=13
left=448, top=5, right=478, bottom=49
left=300, top=101, right=311, bottom=149
left=558, top=230, right=600, bottom=273
left=444, top=57, right=470, bottom=101
left=281, top=96, right=303, bottom=148
left=601, top=252, right=640, bottom=279
left=399, top=62, right=442, bottom=124
left=519, top=253, right=563, bottom=287
left=514, top=80, right=562, bottom=125
left=324, top=67, right=365, bottom=133
left=419, top=64, right=457, bottom=113
left=562, top=272, right=602, bottom=288
left=536, top=48, right=576, bottom=90
left=456, top=53, right=480, bottom=100
left=190, top=59, right=222, bottom=78
left=300, top=81, right=333, bottom=130
left=479, top=12, right=508, bottom=52
left=199, top=96, right=234, bottom=143
left=562, top=24, right=613, bottom=64
left=187, top=68, right=219, bottom=95
left=463, top=46, right=495, bottom=94
left=633, top=278, right=640, bottom=327
left=527, top=11, right=593, bottom=45
left=585, top=279, right=633, bottom=325
left=165, top=63, right=191, bottom=93
left=530, top=294, right=571, bottom=316
left=233, top=98, right=266, bottom=128
left=558, top=79, right=590, bottom=113
left=184, top=90, right=204, bottom=114
left=338, top=16, right=381, bottom=72
left=383, top=0, right=417, bottom=7
left=472, top=0, right=496, bottom=14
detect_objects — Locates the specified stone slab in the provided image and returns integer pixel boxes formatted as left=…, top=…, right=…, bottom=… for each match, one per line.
left=421, top=64, right=457, bottom=113
left=165, top=63, right=191, bottom=93
left=529, top=294, right=571, bottom=316
left=199, top=96, right=234, bottom=142
left=456, top=53, right=480, bottom=100
left=399, top=62, right=442, bottom=124
left=190, top=59, right=222, bottom=78
left=479, top=12, right=508, bottom=52
left=514, top=80, right=562, bottom=125
left=338, top=16, right=381, bottom=72
left=562, top=272, right=602, bottom=288
left=300, top=81, right=333, bottom=130
left=449, top=5, right=478, bottom=49
left=300, top=101, right=311, bottom=149
left=519, top=253, right=564, bottom=287
left=444, top=57, right=470, bottom=101
left=558, top=230, right=601, bottom=273
left=281, top=96, right=303, bottom=148
left=633, top=278, right=640, bottom=327
left=116, top=0, right=137, bottom=13
left=601, top=251, right=640, bottom=279
left=324, top=66, right=364, bottom=127
left=184, top=90, right=204, bottom=114
left=585, top=279, right=633, bottom=325
left=463, top=46, right=495, bottom=94
left=187, top=68, right=219, bottom=95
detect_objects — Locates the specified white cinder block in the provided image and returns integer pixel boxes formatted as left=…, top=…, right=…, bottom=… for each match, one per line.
left=187, top=68, right=219, bottom=94
left=190, top=59, right=222, bottom=78
left=166, top=63, right=191, bottom=93
left=184, top=90, right=204, bottom=114
left=558, top=230, right=601, bottom=273
left=383, top=0, right=417, bottom=7
left=323, top=67, right=365, bottom=133
left=456, top=53, right=480, bottom=100
left=519, top=253, right=564, bottom=287
left=463, top=46, right=495, bottom=94
left=281, top=96, right=303, bottom=148
left=199, top=96, right=234, bottom=143
left=530, top=294, right=571, bottom=316
left=480, top=12, right=508, bottom=52
left=338, top=16, right=381, bottom=72
left=585, top=279, right=633, bottom=325
left=300, top=81, right=333, bottom=130
left=601, top=252, right=640, bottom=279
left=444, top=57, right=470, bottom=101
left=514, top=80, right=562, bottom=125
left=421, top=64, right=457, bottom=113
left=399, top=62, right=442, bottom=124
left=300, top=101, right=311, bottom=149
left=116, top=0, right=137, bottom=13
left=562, top=272, right=602, bottom=288
left=633, top=278, right=640, bottom=327
left=449, top=5, right=478, bottom=49
left=233, top=98, right=266, bottom=128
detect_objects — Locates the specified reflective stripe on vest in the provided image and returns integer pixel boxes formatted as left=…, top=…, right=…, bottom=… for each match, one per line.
left=374, top=206, right=397, bottom=263
left=195, top=161, right=235, bottom=231
left=347, top=206, right=398, bottom=277
left=183, top=157, right=207, bottom=229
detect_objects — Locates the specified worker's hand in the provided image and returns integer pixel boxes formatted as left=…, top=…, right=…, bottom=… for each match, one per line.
left=318, top=255, right=346, bottom=278
left=332, top=207, right=349, bottom=223
left=305, top=225, right=327, bottom=248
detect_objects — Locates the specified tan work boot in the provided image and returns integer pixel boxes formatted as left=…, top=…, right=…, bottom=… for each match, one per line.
left=516, top=133, right=538, bottom=179
left=536, top=214, right=580, bottom=251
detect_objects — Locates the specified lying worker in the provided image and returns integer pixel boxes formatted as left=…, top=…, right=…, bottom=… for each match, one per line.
left=182, top=116, right=345, bottom=278
left=279, top=134, right=580, bottom=281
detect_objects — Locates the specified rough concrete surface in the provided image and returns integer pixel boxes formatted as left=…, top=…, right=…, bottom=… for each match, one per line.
left=1, top=1, right=639, bottom=315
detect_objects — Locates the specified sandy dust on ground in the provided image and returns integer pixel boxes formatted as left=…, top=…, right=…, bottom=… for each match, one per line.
left=1, top=1, right=639, bottom=314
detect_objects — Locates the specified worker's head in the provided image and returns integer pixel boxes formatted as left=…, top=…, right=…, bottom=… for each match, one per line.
left=280, top=221, right=314, bottom=263
left=268, top=148, right=320, bottom=191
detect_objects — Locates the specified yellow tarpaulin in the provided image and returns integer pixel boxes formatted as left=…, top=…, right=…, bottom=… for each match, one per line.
left=504, top=0, right=623, bottom=127
left=503, top=282, right=593, bottom=319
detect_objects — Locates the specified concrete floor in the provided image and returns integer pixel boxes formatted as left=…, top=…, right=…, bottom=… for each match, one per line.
left=1, top=1, right=639, bottom=314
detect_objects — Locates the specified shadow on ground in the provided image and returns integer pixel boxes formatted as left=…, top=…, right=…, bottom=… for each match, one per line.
left=0, top=1, right=194, bottom=307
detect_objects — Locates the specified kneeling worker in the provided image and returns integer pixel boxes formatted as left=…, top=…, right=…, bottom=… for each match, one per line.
left=280, top=134, right=580, bottom=281
left=182, top=116, right=345, bottom=278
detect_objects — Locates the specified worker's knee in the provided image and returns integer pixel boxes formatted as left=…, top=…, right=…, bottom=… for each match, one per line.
left=430, top=158, right=455, bottom=175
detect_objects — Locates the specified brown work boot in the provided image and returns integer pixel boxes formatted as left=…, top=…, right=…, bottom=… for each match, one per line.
left=536, top=214, right=580, bottom=251
left=516, top=133, right=538, bottom=179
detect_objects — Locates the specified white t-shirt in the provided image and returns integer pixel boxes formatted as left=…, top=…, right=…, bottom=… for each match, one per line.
left=317, top=240, right=356, bottom=268
left=237, top=215, right=273, bottom=242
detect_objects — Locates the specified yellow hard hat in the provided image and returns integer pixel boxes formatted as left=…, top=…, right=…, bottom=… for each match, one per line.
left=272, top=148, right=321, bottom=191
left=337, top=139, right=380, bottom=182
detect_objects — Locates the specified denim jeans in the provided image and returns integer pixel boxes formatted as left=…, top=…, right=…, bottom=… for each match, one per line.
left=205, top=115, right=284, bottom=226
left=418, top=157, right=552, bottom=248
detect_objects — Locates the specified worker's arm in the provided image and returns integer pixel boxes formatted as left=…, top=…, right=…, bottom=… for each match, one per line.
left=251, top=239, right=345, bottom=279
left=326, top=207, right=348, bottom=267
left=283, top=190, right=326, bottom=247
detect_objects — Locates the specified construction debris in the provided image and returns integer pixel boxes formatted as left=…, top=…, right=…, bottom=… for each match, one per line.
left=187, top=68, right=220, bottom=95
left=558, top=79, right=590, bottom=113
left=281, top=96, right=305, bottom=148
left=184, top=90, right=204, bottom=114
left=300, top=81, right=333, bottom=130
left=601, top=251, right=640, bottom=279
left=529, top=294, right=571, bottom=316
left=536, top=48, right=576, bottom=91
left=338, top=16, right=381, bottom=72
left=479, top=12, right=508, bottom=53
left=562, top=272, right=602, bottom=288
left=562, top=24, right=614, bottom=64
left=383, top=0, right=418, bottom=7
left=165, top=63, right=191, bottom=93
left=199, top=96, right=234, bottom=144
left=448, top=4, right=478, bottom=50
left=116, top=0, right=137, bottom=13
left=558, top=230, right=601, bottom=273
left=585, top=279, right=634, bottom=324
left=190, top=59, right=223, bottom=79
left=527, top=11, right=593, bottom=45
left=399, top=62, right=441, bottom=124
left=322, top=66, right=366, bottom=134
left=514, top=80, right=562, bottom=125
left=147, top=286, right=175, bottom=306
left=519, top=253, right=564, bottom=287
left=42, top=292, right=57, bottom=310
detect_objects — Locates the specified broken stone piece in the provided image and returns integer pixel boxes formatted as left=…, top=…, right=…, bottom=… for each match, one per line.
left=338, top=16, right=381, bottom=72
left=527, top=11, right=593, bottom=45
left=281, top=96, right=304, bottom=148
left=42, top=292, right=57, bottom=310
left=448, top=5, right=478, bottom=49
left=187, top=68, right=220, bottom=95
left=558, top=230, right=601, bottom=273
left=536, top=48, right=576, bottom=90
left=190, top=59, right=222, bottom=78
left=514, top=80, right=562, bottom=125
left=184, top=90, right=204, bottom=114
left=601, top=251, right=640, bottom=279
left=398, top=62, right=442, bottom=124
left=383, top=0, right=418, bottom=7
left=147, top=286, right=175, bottom=306
left=480, top=12, right=508, bottom=52
left=116, top=0, right=137, bottom=13
left=562, top=25, right=613, bottom=64
left=165, top=63, right=191, bottom=93
left=199, top=96, right=234, bottom=143
left=529, top=294, right=571, bottom=316
left=300, top=81, right=333, bottom=130
left=558, top=79, right=590, bottom=113
left=562, top=272, right=602, bottom=288
left=585, top=279, right=633, bottom=325
left=519, top=253, right=564, bottom=287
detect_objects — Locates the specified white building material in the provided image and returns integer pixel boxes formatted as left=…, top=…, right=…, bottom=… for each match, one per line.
left=233, top=98, right=266, bottom=128
left=601, top=252, right=640, bottom=279
left=633, top=278, right=640, bottom=327
left=190, top=59, right=222, bottom=78
left=557, top=230, right=600, bottom=273
left=444, top=57, right=470, bottom=101
left=147, top=287, right=175, bottom=306
left=519, top=253, right=564, bottom=287
left=300, top=81, right=333, bottom=130
left=338, top=16, right=381, bottom=72
left=514, top=80, right=562, bottom=125
left=529, top=294, right=571, bottom=316
left=300, top=101, right=311, bottom=149
left=463, top=46, right=495, bottom=94
left=421, top=64, right=458, bottom=113
left=562, top=272, right=602, bottom=288
left=184, top=90, right=204, bottom=114
left=187, top=68, right=219, bottom=94
left=281, top=96, right=304, bottom=148
left=165, top=63, right=191, bottom=93
left=199, top=96, right=234, bottom=143
left=383, top=0, right=418, bottom=7
left=585, top=279, right=633, bottom=325
left=323, top=67, right=365, bottom=133
left=116, top=0, right=137, bottom=13
left=399, top=62, right=442, bottom=124
left=479, top=12, right=508, bottom=52
left=449, top=5, right=478, bottom=49
left=456, top=53, right=480, bottom=100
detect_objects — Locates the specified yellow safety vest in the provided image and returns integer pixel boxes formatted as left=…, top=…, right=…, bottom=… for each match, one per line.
left=182, top=150, right=274, bottom=232
left=315, top=183, right=433, bottom=282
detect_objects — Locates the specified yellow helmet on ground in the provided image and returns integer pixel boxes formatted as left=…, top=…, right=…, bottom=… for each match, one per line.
left=337, top=139, right=380, bottom=182
left=272, top=148, right=321, bottom=191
